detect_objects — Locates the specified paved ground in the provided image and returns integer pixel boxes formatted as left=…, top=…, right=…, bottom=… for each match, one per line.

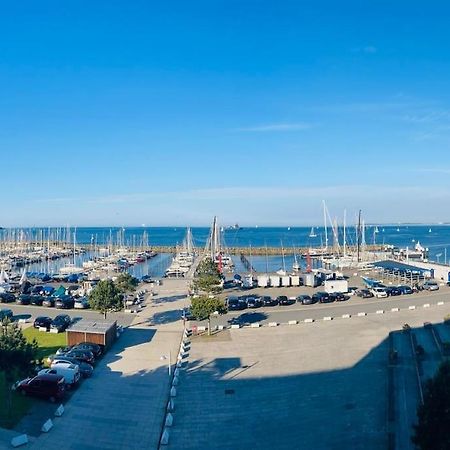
left=198, top=287, right=450, bottom=327
left=170, top=305, right=450, bottom=450
left=0, top=279, right=188, bottom=450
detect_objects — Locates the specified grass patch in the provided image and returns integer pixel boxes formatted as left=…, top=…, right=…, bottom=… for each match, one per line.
left=22, top=327, right=67, bottom=362
left=0, top=372, right=33, bottom=429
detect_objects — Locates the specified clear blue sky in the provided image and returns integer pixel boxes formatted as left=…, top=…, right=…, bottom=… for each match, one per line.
left=2, top=1, right=450, bottom=226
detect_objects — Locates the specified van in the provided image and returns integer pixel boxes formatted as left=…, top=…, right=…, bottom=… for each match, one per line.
left=38, top=365, right=80, bottom=387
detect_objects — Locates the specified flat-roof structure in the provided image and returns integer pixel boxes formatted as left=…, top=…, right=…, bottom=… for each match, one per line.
left=67, top=319, right=117, bottom=348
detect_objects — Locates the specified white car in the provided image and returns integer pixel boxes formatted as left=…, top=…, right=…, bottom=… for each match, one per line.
left=39, top=364, right=81, bottom=387
left=74, top=297, right=89, bottom=309
left=371, top=287, right=388, bottom=298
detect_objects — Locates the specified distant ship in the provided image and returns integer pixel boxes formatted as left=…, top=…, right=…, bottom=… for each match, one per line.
left=226, top=224, right=241, bottom=231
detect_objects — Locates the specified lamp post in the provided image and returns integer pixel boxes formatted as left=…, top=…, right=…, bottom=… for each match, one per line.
left=160, top=351, right=172, bottom=376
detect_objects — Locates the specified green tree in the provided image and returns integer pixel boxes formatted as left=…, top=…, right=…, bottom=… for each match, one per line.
left=0, top=319, right=38, bottom=424
left=192, top=258, right=222, bottom=295
left=190, top=295, right=226, bottom=335
left=89, top=280, right=123, bottom=319
left=115, top=272, right=139, bottom=294
left=412, top=360, right=450, bottom=450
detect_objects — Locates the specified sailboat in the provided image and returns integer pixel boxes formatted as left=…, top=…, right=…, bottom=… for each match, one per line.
left=429, top=228, right=432, bottom=233
left=309, top=227, right=317, bottom=238
left=292, top=253, right=300, bottom=272
left=374, top=226, right=379, bottom=233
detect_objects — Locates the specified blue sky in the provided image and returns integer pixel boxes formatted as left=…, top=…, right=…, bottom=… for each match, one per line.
left=1, top=1, right=450, bottom=226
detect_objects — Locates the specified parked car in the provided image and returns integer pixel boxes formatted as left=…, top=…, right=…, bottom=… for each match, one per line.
left=297, top=295, right=310, bottom=303
left=371, top=287, right=388, bottom=298
left=330, top=292, right=350, bottom=302
left=227, top=296, right=246, bottom=311
left=181, top=307, right=194, bottom=321
left=31, top=285, right=44, bottom=295
left=16, top=294, right=31, bottom=305
left=33, top=316, right=53, bottom=330
left=386, top=287, right=401, bottom=296
left=297, top=295, right=317, bottom=305
left=0, top=308, right=13, bottom=321
left=223, top=280, right=235, bottom=289
left=30, top=295, right=45, bottom=306
left=357, top=289, right=374, bottom=299
left=38, top=365, right=80, bottom=387
left=50, top=314, right=71, bottom=332
left=49, top=356, right=94, bottom=378
left=42, top=297, right=55, bottom=307
left=74, top=297, right=89, bottom=309
left=261, top=296, right=278, bottom=306
left=423, top=281, right=439, bottom=291
left=15, top=373, right=66, bottom=402
left=277, top=296, right=296, bottom=306
left=55, top=297, right=75, bottom=309
left=73, top=342, right=103, bottom=358
left=0, top=293, right=16, bottom=303
left=63, top=349, right=95, bottom=365
left=397, top=285, right=413, bottom=295
left=246, top=296, right=262, bottom=308
left=347, top=287, right=358, bottom=296
left=314, top=292, right=334, bottom=303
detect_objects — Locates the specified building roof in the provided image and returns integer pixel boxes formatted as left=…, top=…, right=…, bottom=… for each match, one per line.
left=67, top=320, right=116, bottom=334
left=373, top=260, right=431, bottom=275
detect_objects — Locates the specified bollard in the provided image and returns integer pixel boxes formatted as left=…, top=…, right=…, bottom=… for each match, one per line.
left=54, top=404, right=64, bottom=417
left=165, top=413, right=174, bottom=427
left=160, top=428, right=170, bottom=446
left=41, top=419, right=53, bottom=433
left=11, top=434, right=28, bottom=448
left=167, top=399, right=175, bottom=412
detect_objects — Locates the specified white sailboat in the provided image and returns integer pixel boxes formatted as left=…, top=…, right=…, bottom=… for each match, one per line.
left=309, top=227, right=317, bottom=238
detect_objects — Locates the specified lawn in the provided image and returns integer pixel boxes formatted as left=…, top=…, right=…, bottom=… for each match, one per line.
left=22, top=327, right=67, bottom=362
left=0, top=372, right=32, bottom=429
left=0, top=328, right=68, bottom=429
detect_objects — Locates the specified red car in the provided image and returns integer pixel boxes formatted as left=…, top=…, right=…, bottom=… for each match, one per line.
left=16, top=373, right=66, bottom=402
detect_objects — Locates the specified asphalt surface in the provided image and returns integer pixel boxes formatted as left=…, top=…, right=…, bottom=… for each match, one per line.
left=201, top=288, right=450, bottom=327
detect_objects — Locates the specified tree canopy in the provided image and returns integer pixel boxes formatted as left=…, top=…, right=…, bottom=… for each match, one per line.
left=115, top=272, right=139, bottom=293
left=192, top=258, right=222, bottom=294
left=412, top=360, right=450, bottom=450
left=89, top=279, right=123, bottom=318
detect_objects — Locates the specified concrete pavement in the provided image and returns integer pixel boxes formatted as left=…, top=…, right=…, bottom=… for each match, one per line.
left=20, top=279, right=188, bottom=450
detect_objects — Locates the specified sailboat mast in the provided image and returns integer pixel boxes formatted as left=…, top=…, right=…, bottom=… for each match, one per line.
left=343, top=209, right=347, bottom=258
left=357, top=210, right=362, bottom=263
left=323, top=200, right=328, bottom=250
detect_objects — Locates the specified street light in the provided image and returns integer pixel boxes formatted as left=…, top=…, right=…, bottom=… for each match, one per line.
left=160, top=350, right=172, bottom=376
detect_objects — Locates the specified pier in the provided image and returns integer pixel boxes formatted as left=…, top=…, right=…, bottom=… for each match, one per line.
left=240, top=253, right=256, bottom=272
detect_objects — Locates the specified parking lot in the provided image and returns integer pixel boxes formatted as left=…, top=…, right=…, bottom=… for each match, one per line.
left=170, top=305, right=450, bottom=450
left=192, top=273, right=450, bottom=327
